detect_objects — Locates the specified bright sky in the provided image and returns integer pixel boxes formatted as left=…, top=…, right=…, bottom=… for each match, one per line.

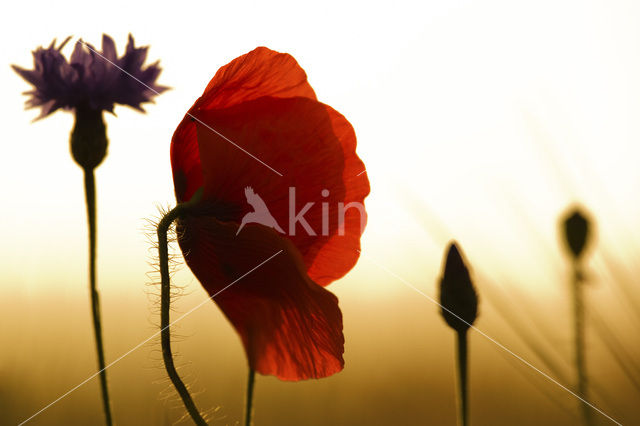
left=2, top=0, right=640, bottom=424
left=2, top=0, right=640, bottom=293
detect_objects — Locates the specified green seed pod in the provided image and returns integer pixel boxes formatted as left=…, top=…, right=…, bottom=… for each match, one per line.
left=439, top=242, right=479, bottom=333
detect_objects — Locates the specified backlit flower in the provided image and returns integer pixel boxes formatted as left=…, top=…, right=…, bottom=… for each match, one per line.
left=12, top=34, right=167, bottom=118
left=171, top=47, right=370, bottom=380
left=12, top=34, right=167, bottom=424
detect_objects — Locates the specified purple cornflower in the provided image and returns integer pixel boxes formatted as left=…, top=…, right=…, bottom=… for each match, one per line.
left=13, top=33, right=167, bottom=169
left=13, top=34, right=167, bottom=118
left=12, top=34, right=167, bottom=426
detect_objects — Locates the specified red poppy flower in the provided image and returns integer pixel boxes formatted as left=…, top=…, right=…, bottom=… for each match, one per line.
left=170, top=47, right=370, bottom=380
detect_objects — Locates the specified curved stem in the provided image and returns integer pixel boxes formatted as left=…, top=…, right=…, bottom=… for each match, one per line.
left=83, top=167, right=113, bottom=426
left=456, top=330, right=468, bottom=426
left=157, top=200, right=207, bottom=426
left=244, top=368, right=256, bottom=426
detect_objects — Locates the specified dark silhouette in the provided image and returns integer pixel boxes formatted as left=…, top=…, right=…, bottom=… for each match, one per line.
left=439, top=242, right=479, bottom=426
left=561, top=207, right=593, bottom=426
left=13, top=35, right=167, bottom=426
left=157, top=189, right=208, bottom=426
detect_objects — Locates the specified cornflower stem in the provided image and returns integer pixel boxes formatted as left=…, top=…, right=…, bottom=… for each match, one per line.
left=572, top=262, right=593, bottom=426
left=157, top=192, right=207, bottom=426
left=245, top=368, right=256, bottom=426
left=456, top=329, right=469, bottom=426
left=83, top=166, right=113, bottom=426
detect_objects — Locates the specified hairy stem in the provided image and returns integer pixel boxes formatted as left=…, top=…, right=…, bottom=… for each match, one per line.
left=572, top=264, right=593, bottom=426
left=456, top=330, right=469, bottom=426
left=83, top=167, right=113, bottom=426
left=157, top=199, right=207, bottom=426
left=245, top=368, right=256, bottom=426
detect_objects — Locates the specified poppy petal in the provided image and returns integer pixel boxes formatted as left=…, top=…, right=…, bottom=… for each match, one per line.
left=305, top=103, right=369, bottom=285
left=190, top=95, right=368, bottom=286
left=177, top=214, right=345, bottom=380
left=196, top=46, right=317, bottom=111
left=171, top=119, right=203, bottom=203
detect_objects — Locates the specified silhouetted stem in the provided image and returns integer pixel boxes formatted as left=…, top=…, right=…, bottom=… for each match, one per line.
left=572, top=263, right=593, bottom=426
left=456, top=329, right=468, bottom=426
left=83, top=167, right=113, bottom=426
left=158, top=200, right=207, bottom=426
left=245, top=368, right=256, bottom=426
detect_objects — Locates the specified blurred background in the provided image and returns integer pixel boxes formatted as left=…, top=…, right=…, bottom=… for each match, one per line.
left=1, top=0, right=640, bottom=424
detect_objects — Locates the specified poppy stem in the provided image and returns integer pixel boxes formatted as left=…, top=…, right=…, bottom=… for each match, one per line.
left=244, top=368, right=256, bottom=426
left=83, top=166, right=113, bottom=426
left=572, top=262, right=593, bottom=426
left=157, top=194, right=207, bottom=426
left=456, top=329, right=468, bottom=426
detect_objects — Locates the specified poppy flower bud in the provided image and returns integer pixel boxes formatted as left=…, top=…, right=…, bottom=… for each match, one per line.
left=562, top=209, right=590, bottom=260
left=70, top=105, right=108, bottom=169
left=439, top=242, right=479, bottom=333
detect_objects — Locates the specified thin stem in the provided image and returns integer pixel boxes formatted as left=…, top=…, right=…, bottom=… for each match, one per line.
left=83, top=167, right=113, bottom=426
left=456, top=329, right=468, bottom=426
left=244, top=368, right=256, bottom=426
left=157, top=198, right=207, bottom=426
left=572, top=263, right=593, bottom=426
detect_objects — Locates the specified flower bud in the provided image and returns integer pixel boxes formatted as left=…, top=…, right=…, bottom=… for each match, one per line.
left=439, top=242, right=479, bottom=333
left=70, top=105, right=108, bottom=170
left=562, top=209, right=590, bottom=260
